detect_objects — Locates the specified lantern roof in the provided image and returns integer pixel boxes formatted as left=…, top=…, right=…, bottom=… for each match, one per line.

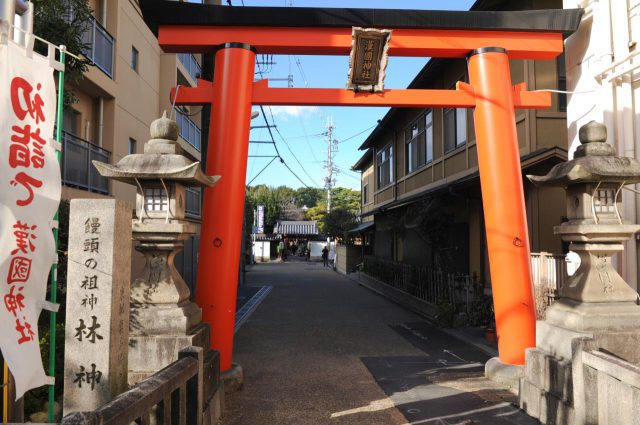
left=527, top=121, right=640, bottom=187
left=93, top=112, right=219, bottom=188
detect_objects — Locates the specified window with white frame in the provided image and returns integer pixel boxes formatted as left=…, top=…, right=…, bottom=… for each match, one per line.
left=376, top=143, right=393, bottom=189
left=145, top=188, right=168, bottom=212
left=405, top=110, right=434, bottom=174
left=425, top=110, right=433, bottom=163
left=594, top=188, right=616, bottom=214
left=444, top=78, right=468, bottom=153
left=444, top=107, right=467, bottom=153
left=406, top=115, right=425, bottom=173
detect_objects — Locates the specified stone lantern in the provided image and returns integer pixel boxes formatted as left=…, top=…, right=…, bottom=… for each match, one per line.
left=93, top=112, right=219, bottom=383
left=527, top=121, right=640, bottom=321
left=520, top=121, right=640, bottom=424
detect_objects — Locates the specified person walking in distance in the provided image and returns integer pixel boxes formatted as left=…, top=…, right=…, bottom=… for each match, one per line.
left=322, top=245, right=329, bottom=267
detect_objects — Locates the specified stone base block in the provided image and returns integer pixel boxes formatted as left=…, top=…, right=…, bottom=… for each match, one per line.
left=546, top=299, right=640, bottom=333
left=537, top=320, right=592, bottom=360
left=484, top=357, right=523, bottom=390
left=520, top=377, right=575, bottom=425
left=519, top=378, right=544, bottom=419
left=203, top=382, right=225, bottom=425
left=130, top=301, right=202, bottom=335
left=128, top=323, right=210, bottom=386
left=524, top=348, right=573, bottom=403
left=222, top=363, right=244, bottom=393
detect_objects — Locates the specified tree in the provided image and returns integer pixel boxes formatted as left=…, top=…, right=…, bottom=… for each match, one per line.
left=295, top=187, right=324, bottom=208
left=323, top=207, right=358, bottom=239
left=32, top=0, right=92, bottom=106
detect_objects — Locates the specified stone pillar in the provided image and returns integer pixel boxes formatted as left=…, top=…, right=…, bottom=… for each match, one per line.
left=63, top=199, right=132, bottom=416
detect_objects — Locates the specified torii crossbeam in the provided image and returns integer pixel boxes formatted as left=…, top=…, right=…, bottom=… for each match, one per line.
left=140, top=1, right=583, bottom=372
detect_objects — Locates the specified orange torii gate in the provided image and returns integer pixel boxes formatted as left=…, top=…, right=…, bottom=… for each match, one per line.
left=140, top=2, right=582, bottom=372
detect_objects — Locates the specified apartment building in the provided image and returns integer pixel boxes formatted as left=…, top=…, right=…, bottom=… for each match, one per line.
left=60, top=0, right=207, bottom=283
left=352, top=0, right=569, bottom=284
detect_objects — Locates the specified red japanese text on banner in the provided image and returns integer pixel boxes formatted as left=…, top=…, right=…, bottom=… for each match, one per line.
left=0, top=41, right=61, bottom=399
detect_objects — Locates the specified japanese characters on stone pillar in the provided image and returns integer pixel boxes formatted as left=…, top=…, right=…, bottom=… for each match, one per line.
left=62, top=199, right=132, bottom=416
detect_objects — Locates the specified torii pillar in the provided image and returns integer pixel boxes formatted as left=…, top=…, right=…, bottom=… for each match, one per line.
left=196, top=43, right=256, bottom=372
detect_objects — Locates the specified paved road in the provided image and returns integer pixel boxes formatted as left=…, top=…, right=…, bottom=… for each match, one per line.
left=223, top=260, right=537, bottom=425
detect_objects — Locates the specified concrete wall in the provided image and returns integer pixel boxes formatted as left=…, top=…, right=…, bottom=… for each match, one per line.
left=335, top=246, right=361, bottom=274
left=563, top=0, right=640, bottom=289
left=253, top=241, right=271, bottom=263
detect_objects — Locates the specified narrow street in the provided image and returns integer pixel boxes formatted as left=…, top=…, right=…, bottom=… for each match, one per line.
left=224, top=260, right=537, bottom=425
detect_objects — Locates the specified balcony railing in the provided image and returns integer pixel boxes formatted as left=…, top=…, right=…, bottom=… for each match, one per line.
left=178, top=53, right=202, bottom=82
left=185, top=187, right=202, bottom=219
left=176, top=109, right=202, bottom=151
left=82, top=15, right=115, bottom=78
left=61, top=131, right=110, bottom=194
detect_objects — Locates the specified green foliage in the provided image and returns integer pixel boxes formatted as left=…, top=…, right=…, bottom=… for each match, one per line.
left=434, top=301, right=457, bottom=328
left=245, top=185, right=361, bottom=238
left=322, top=207, right=358, bottom=239
left=32, top=0, right=92, bottom=107
left=295, top=187, right=324, bottom=208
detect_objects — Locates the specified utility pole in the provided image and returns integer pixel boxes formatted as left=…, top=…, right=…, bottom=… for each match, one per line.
left=323, top=117, right=337, bottom=213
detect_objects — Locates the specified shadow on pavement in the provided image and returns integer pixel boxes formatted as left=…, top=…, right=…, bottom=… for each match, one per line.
left=360, top=321, right=538, bottom=424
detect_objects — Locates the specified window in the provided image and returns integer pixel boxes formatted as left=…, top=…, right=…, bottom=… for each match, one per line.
left=131, top=46, right=139, bottom=72
left=128, top=138, right=137, bottom=154
left=145, top=188, right=168, bottom=212
left=444, top=107, right=467, bottom=153
left=557, top=53, right=567, bottom=112
left=62, top=108, right=80, bottom=135
left=363, top=184, right=369, bottom=204
left=594, top=188, right=616, bottom=214
left=405, top=110, right=435, bottom=174
left=376, top=143, right=393, bottom=188
left=425, top=110, right=433, bottom=163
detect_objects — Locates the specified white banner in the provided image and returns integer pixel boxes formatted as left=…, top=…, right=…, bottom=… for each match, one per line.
left=0, top=41, right=61, bottom=398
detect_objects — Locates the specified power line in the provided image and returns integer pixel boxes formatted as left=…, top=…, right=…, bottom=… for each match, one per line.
left=337, top=123, right=378, bottom=144
left=256, top=104, right=314, bottom=189
left=266, top=106, right=317, bottom=185
left=247, top=156, right=278, bottom=186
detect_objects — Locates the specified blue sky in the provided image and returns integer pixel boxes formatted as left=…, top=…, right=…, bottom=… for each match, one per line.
left=233, top=0, right=476, bottom=190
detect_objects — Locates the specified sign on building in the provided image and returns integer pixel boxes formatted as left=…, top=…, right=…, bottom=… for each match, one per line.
left=346, top=27, right=392, bottom=93
left=0, top=41, right=60, bottom=398
left=257, top=204, right=265, bottom=234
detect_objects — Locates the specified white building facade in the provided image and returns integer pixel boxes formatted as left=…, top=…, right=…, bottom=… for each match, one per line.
left=564, top=0, right=640, bottom=288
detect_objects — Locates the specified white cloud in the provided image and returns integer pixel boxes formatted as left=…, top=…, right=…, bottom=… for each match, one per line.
left=269, top=105, right=319, bottom=119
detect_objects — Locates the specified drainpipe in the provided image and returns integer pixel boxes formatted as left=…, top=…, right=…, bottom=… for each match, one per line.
left=101, top=0, right=107, bottom=27
left=97, top=97, right=104, bottom=148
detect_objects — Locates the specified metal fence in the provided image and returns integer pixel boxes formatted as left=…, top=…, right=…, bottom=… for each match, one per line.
left=361, top=256, right=487, bottom=322
left=178, top=53, right=202, bottom=82
left=530, top=252, right=567, bottom=319
left=362, top=252, right=568, bottom=323
left=176, top=109, right=202, bottom=151
left=61, top=131, right=110, bottom=195
left=82, top=15, right=115, bottom=78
